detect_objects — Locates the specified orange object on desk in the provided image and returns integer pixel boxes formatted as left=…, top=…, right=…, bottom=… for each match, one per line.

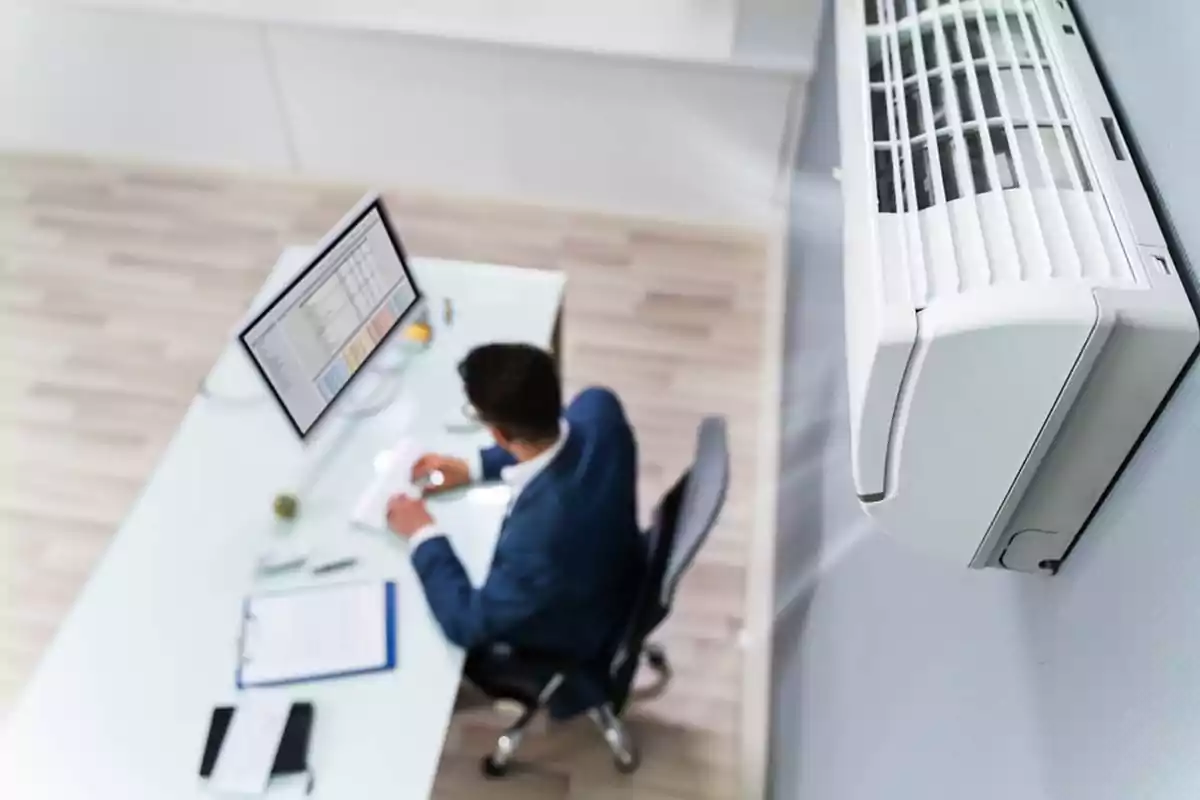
left=403, top=322, right=432, bottom=344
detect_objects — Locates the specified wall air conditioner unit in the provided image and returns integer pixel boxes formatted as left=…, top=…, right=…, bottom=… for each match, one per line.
left=836, top=0, right=1198, bottom=573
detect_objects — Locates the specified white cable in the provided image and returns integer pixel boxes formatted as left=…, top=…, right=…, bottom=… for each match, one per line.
left=197, top=379, right=269, bottom=407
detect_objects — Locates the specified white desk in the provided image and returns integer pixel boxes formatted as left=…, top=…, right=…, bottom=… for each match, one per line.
left=0, top=248, right=565, bottom=800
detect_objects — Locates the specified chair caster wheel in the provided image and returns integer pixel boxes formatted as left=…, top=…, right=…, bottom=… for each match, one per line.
left=481, top=756, right=510, bottom=778
left=614, top=747, right=641, bottom=774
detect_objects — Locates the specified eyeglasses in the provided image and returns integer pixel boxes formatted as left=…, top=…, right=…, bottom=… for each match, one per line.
left=445, top=402, right=483, bottom=434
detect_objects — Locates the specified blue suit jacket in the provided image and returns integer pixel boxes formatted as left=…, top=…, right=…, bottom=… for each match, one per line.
left=412, top=386, right=645, bottom=717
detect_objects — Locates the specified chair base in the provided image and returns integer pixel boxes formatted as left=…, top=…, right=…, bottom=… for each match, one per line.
left=589, top=705, right=641, bottom=774
left=478, top=644, right=671, bottom=778
left=479, top=702, right=642, bottom=778
left=480, top=704, right=537, bottom=778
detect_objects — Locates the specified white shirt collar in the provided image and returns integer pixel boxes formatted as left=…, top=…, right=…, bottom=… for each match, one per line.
left=500, top=420, right=569, bottom=493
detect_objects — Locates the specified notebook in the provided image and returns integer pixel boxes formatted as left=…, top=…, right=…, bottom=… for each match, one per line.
left=208, top=694, right=293, bottom=795
left=199, top=703, right=314, bottom=779
left=237, top=581, right=396, bottom=688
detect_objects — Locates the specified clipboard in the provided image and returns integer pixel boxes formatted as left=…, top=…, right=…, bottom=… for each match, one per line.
left=236, top=581, right=396, bottom=688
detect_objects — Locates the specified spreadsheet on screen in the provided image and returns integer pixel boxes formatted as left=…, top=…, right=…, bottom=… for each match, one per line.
left=240, top=204, right=418, bottom=436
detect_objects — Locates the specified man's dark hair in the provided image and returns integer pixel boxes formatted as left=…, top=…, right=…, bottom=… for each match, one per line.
left=459, top=343, right=561, bottom=443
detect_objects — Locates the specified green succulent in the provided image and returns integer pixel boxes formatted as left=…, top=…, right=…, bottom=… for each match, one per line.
left=273, top=493, right=299, bottom=521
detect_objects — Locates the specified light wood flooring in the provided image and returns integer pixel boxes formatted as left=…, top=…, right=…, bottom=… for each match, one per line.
left=0, top=152, right=769, bottom=798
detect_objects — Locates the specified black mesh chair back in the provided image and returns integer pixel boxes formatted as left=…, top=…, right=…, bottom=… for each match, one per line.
left=609, top=415, right=730, bottom=708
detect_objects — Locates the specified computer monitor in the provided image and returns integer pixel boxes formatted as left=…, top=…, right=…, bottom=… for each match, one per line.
left=239, top=195, right=421, bottom=438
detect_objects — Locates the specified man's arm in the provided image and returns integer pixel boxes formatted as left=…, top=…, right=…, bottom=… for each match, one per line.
left=477, top=445, right=517, bottom=482
left=410, top=515, right=557, bottom=649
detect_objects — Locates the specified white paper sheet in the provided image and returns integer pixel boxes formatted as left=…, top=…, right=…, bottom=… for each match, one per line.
left=352, top=440, right=419, bottom=530
left=210, top=695, right=293, bottom=796
left=241, top=582, right=391, bottom=687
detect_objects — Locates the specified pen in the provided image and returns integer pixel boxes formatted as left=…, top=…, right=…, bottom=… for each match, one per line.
left=312, top=558, right=358, bottom=575
left=256, top=558, right=308, bottom=578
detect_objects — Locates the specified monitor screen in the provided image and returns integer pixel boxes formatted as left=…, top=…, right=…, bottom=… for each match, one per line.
left=239, top=197, right=421, bottom=438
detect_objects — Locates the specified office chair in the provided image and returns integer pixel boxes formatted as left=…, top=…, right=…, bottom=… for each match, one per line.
left=472, top=415, right=730, bottom=778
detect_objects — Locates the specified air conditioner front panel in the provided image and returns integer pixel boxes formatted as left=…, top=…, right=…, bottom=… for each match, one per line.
left=983, top=285, right=1199, bottom=570
left=865, top=285, right=1102, bottom=564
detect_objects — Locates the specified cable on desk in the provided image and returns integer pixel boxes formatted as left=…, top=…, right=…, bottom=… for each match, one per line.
left=197, top=378, right=270, bottom=407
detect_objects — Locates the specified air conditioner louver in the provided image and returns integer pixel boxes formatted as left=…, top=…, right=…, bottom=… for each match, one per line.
left=864, top=0, right=1138, bottom=313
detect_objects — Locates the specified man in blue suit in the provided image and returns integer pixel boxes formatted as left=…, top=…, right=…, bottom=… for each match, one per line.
left=386, top=343, right=645, bottom=719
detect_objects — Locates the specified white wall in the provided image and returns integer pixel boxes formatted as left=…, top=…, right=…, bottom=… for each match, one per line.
left=61, top=0, right=742, bottom=63
left=265, top=27, right=796, bottom=223
left=0, top=4, right=292, bottom=170
left=0, top=2, right=811, bottom=226
left=773, top=1, right=1200, bottom=798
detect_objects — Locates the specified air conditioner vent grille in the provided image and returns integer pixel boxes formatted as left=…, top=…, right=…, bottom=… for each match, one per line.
left=863, top=0, right=1139, bottom=308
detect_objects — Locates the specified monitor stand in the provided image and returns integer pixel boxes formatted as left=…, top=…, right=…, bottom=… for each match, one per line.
left=339, top=336, right=423, bottom=420
left=339, top=299, right=432, bottom=415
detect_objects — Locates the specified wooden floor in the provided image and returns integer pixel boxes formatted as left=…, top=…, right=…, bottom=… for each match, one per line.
left=0, top=152, right=769, bottom=798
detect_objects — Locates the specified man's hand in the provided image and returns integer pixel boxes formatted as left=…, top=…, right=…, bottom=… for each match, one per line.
left=386, top=494, right=434, bottom=538
left=411, top=453, right=470, bottom=495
